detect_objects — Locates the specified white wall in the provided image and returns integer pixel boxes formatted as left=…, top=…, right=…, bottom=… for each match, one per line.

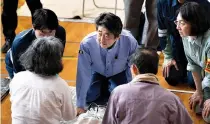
left=17, top=0, right=125, bottom=20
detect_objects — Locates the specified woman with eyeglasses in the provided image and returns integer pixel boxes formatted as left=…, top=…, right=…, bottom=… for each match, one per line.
left=176, top=2, right=210, bottom=123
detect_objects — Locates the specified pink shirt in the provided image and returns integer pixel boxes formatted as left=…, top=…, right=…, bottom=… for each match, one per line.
left=102, top=74, right=193, bottom=124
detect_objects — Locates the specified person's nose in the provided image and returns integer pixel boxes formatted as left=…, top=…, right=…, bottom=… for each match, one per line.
left=100, top=35, right=106, bottom=43
left=176, top=24, right=181, bottom=30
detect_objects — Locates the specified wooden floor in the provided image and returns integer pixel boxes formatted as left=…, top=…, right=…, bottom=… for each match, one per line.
left=0, top=16, right=206, bottom=124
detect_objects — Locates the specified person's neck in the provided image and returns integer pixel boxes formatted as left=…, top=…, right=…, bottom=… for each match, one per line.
left=107, top=41, right=116, bottom=49
left=131, top=73, right=159, bottom=84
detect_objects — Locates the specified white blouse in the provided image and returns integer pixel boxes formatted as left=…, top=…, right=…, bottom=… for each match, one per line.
left=10, top=71, right=76, bottom=124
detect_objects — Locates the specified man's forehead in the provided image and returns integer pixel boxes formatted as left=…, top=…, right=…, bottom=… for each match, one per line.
left=41, top=29, right=53, bottom=32
left=97, top=26, right=110, bottom=33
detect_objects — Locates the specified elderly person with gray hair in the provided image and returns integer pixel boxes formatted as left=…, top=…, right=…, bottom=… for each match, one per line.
left=9, top=37, right=76, bottom=124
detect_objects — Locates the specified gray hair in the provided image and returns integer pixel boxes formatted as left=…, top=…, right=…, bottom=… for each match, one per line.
left=20, top=36, right=63, bottom=76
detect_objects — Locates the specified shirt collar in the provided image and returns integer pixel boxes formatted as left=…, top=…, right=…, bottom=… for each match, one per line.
left=187, top=29, right=210, bottom=47
left=187, top=36, right=202, bottom=47
left=131, top=73, right=159, bottom=85
left=195, top=29, right=210, bottom=46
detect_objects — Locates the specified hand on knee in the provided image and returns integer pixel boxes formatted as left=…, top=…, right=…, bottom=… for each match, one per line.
left=202, top=99, right=210, bottom=122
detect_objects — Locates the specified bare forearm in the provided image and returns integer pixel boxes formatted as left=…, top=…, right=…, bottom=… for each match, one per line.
left=192, top=71, right=202, bottom=93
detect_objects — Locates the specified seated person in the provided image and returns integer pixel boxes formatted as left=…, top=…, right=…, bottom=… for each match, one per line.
left=175, top=2, right=210, bottom=123
left=5, top=8, right=66, bottom=79
left=10, top=37, right=76, bottom=124
left=102, top=48, right=192, bottom=124
left=76, top=12, right=138, bottom=115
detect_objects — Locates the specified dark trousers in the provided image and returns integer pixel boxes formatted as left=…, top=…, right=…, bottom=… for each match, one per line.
left=165, top=62, right=195, bottom=88
left=1, top=0, right=42, bottom=43
left=86, top=70, right=128, bottom=105
left=123, top=0, right=159, bottom=49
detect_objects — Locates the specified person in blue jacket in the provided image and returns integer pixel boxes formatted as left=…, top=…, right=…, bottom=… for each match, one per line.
left=5, top=8, right=66, bottom=79
left=76, top=12, right=138, bottom=115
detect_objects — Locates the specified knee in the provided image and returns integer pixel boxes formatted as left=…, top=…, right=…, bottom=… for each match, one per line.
left=165, top=65, right=184, bottom=86
left=164, top=67, right=180, bottom=86
left=165, top=77, right=179, bottom=86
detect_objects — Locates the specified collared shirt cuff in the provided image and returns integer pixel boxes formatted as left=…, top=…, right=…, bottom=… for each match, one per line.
left=76, top=98, right=86, bottom=108
left=163, top=49, right=172, bottom=58
left=163, top=51, right=173, bottom=65
left=187, top=65, right=201, bottom=73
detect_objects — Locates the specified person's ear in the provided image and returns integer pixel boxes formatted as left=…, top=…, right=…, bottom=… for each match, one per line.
left=114, top=36, right=120, bottom=41
left=32, top=25, right=35, bottom=30
left=131, top=64, right=140, bottom=76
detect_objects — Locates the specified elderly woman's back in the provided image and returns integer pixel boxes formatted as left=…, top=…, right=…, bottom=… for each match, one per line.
left=9, top=37, right=76, bottom=124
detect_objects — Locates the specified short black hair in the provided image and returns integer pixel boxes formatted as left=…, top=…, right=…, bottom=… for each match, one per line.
left=131, top=48, right=159, bottom=74
left=95, top=12, right=123, bottom=38
left=32, top=8, right=58, bottom=30
left=20, top=37, right=63, bottom=76
left=178, top=2, right=210, bottom=36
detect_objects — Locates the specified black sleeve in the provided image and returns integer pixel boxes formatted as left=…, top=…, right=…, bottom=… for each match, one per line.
left=55, top=25, right=66, bottom=53
left=12, top=30, right=35, bottom=73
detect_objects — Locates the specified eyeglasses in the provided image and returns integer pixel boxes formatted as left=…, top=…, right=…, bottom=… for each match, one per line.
left=174, top=20, right=187, bottom=26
